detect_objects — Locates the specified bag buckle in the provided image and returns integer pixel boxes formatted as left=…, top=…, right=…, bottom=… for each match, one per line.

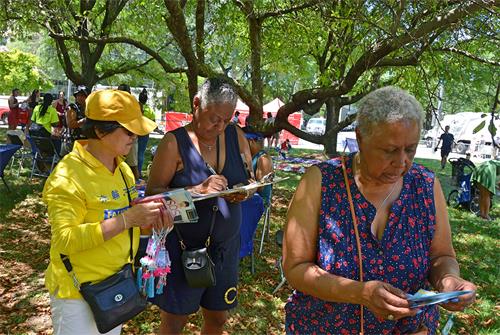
left=70, top=271, right=80, bottom=290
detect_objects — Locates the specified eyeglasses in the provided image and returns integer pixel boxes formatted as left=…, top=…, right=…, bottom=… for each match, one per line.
left=119, top=126, right=135, bottom=137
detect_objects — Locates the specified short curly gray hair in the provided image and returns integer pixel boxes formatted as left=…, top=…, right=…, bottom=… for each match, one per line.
left=356, top=86, right=423, bottom=137
left=197, top=77, right=238, bottom=110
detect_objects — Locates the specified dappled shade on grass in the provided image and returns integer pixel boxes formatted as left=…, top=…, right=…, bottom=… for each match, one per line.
left=0, top=129, right=498, bottom=334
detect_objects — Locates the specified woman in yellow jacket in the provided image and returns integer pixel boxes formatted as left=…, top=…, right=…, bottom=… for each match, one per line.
left=43, top=90, right=173, bottom=334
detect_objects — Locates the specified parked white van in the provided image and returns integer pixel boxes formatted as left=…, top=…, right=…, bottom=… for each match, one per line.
left=454, top=115, right=500, bottom=154
left=306, top=117, right=326, bottom=135
left=423, top=112, right=482, bottom=148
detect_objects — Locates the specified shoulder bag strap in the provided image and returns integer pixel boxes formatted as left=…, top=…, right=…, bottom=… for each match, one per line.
left=60, top=167, right=134, bottom=289
left=174, top=205, right=219, bottom=250
left=118, top=168, right=134, bottom=262
left=340, top=155, right=364, bottom=335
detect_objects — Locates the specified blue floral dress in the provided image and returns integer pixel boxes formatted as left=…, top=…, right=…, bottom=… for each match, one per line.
left=285, top=154, right=440, bottom=334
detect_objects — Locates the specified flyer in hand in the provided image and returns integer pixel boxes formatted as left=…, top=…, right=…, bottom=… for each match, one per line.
left=407, top=289, right=473, bottom=308
left=191, top=176, right=289, bottom=202
left=132, top=188, right=199, bottom=224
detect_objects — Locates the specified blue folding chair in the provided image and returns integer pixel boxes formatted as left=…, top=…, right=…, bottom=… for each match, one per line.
left=258, top=184, right=273, bottom=254
left=29, top=136, right=61, bottom=180
left=0, top=144, right=22, bottom=192
left=240, top=193, right=265, bottom=274
left=343, top=138, right=359, bottom=153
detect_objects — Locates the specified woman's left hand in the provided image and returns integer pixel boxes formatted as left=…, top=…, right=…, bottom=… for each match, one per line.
left=437, top=274, right=476, bottom=311
left=222, top=188, right=255, bottom=203
left=222, top=180, right=256, bottom=203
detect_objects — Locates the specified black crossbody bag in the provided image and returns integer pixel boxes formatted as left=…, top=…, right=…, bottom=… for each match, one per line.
left=175, top=205, right=218, bottom=288
left=60, top=169, right=146, bottom=333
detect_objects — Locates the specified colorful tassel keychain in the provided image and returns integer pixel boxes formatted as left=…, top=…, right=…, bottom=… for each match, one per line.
left=138, top=226, right=172, bottom=298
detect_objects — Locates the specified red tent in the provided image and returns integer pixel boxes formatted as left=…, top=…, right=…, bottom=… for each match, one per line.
left=163, top=98, right=302, bottom=145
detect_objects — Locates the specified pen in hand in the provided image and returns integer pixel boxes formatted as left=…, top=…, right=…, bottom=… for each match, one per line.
left=206, top=163, right=229, bottom=190
left=206, top=163, right=218, bottom=176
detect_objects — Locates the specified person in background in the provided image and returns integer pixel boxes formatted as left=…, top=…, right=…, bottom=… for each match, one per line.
left=30, top=93, right=59, bottom=137
left=62, top=86, right=88, bottom=156
left=27, top=89, right=41, bottom=110
left=7, top=88, right=20, bottom=130
left=264, top=112, right=275, bottom=148
left=21, top=89, right=41, bottom=129
left=283, top=86, right=476, bottom=334
left=472, top=159, right=500, bottom=220
left=435, top=125, right=454, bottom=169
left=231, top=111, right=240, bottom=125
left=53, top=90, right=68, bottom=130
left=43, top=89, right=172, bottom=334
left=117, top=84, right=140, bottom=180
left=30, top=93, right=62, bottom=155
left=279, top=138, right=292, bottom=159
left=147, top=77, right=254, bottom=334
left=137, top=88, right=158, bottom=179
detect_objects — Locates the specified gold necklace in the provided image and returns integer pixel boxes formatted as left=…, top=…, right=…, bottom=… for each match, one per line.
left=198, top=139, right=215, bottom=151
left=378, top=180, right=400, bottom=209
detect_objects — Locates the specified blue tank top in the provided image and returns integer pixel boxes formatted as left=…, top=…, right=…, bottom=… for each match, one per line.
left=285, top=154, right=439, bottom=334
left=168, top=125, right=248, bottom=246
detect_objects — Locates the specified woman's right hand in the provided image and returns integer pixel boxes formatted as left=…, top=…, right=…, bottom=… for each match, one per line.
left=123, top=201, right=172, bottom=230
left=195, top=175, right=229, bottom=194
left=361, top=280, right=419, bottom=321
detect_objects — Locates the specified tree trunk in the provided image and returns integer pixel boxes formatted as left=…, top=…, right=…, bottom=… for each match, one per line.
left=324, top=97, right=342, bottom=157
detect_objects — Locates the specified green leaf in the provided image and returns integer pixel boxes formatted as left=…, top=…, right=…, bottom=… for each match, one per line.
left=488, top=122, right=497, bottom=136
left=473, top=120, right=486, bottom=134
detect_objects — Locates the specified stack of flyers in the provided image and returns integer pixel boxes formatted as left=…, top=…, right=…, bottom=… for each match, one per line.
left=132, top=188, right=199, bottom=224
left=407, top=289, right=473, bottom=308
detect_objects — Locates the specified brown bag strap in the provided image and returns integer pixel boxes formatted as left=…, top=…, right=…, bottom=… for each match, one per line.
left=341, top=155, right=364, bottom=335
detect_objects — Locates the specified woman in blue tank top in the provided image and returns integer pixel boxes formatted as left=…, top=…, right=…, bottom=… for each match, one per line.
left=147, top=78, right=254, bottom=334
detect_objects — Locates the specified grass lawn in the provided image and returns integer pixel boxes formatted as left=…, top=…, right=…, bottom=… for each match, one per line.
left=0, top=128, right=498, bottom=334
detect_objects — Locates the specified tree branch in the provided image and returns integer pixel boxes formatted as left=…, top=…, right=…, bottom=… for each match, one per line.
left=434, top=47, right=500, bottom=66
left=341, top=1, right=493, bottom=96
left=97, top=57, right=156, bottom=82
left=48, top=33, right=186, bottom=75
left=259, top=0, right=322, bottom=21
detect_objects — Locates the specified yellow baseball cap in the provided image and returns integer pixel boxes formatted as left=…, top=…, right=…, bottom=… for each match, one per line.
left=85, top=89, right=157, bottom=136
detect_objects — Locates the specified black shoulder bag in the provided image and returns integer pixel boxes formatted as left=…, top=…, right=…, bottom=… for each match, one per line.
left=60, top=169, right=146, bottom=333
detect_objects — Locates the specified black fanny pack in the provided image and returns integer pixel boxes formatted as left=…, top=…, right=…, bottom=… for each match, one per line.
left=175, top=205, right=218, bottom=288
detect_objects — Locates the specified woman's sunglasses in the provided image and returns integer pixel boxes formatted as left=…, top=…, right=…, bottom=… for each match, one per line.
left=119, top=126, right=135, bottom=137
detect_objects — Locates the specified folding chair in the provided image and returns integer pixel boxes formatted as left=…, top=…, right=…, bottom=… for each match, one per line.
left=240, top=193, right=265, bottom=274
left=343, top=138, right=359, bottom=153
left=258, top=185, right=273, bottom=254
left=0, top=144, right=22, bottom=192
left=7, top=131, right=32, bottom=177
left=30, top=136, right=60, bottom=180
left=272, top=229, right=287, bottom=294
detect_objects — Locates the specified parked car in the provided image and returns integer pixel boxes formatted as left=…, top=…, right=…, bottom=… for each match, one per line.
left=306, top=117, right=326, bottom=135
left=0, top=106, right=9, bottom=124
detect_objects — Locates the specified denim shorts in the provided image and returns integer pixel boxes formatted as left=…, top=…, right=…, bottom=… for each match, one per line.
left=151, top=234, right=240, bottom=315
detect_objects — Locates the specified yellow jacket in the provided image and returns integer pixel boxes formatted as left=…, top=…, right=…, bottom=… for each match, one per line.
left=43, top=141, right=139, bottom=299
